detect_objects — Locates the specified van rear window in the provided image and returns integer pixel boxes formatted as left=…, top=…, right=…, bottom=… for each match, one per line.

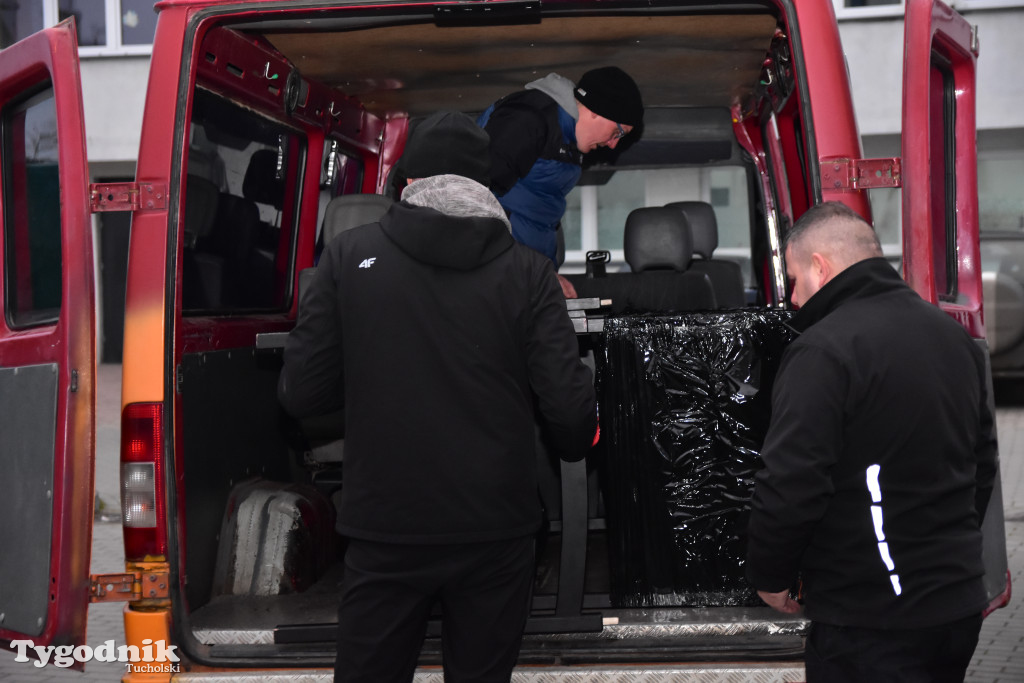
left=182, top=89, right=304, bottom=314
left=3, top=86, right=61, bottom=328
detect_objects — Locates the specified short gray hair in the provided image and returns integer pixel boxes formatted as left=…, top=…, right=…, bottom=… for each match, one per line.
left=784, top=201, right=882, bottom=269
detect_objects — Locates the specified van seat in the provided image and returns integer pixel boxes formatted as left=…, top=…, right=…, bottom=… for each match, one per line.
left=243, top=149, right=285, bottom=210
left=572, top=207, right=716, bottom=313
left=665, top=201, right=746, bottom=308
left=182, top=175, right=223, bottom=309
left=212, top=193, right=260, bottom=307
left=322, top=193, right=394, bottom=246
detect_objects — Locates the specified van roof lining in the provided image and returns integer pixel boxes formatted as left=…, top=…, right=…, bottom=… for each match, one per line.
left=253, top=13, right=777, bottom=117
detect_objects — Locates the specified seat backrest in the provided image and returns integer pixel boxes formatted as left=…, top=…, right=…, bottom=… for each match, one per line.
left=624, top=206, right=695, bottom=273
left=665, top=201, right=747, bottom=308
left=181, top=175, right=223, bottom=309
left=321, top=193, right=394, bottom=246
left=623, top=207, right=716, bottom=311
left=665, top=201, right=717, bottom=259
left=571, top=207, right=716, bottom=313
left=212, top=193, right=261, bottom=307
left=243, top=149, right=285, bottom=210
left=183, top=174, right=220, bottom=247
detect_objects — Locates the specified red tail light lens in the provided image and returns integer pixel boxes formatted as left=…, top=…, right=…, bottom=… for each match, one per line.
left=121, top=402, right=167, bottom=559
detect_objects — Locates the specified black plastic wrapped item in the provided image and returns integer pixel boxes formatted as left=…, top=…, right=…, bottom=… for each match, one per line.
left=596, top=310, right=795, bottom=607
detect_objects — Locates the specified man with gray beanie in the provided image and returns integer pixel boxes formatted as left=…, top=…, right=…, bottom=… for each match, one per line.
left=278, top=110, right=598, bottom=683
left=478, top=66, right=644, bottom=295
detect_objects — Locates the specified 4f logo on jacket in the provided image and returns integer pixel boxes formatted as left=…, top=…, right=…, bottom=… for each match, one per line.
left=358, top=257, right=376, bottom=269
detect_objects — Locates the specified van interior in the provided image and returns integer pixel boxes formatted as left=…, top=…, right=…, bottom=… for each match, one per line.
left=171, top=1, right=810, bottom=668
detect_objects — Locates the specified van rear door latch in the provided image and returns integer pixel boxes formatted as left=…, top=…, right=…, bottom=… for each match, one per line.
left=90, top=182, right=168, bottom=213
left=90, top=571, right=170, bottom=602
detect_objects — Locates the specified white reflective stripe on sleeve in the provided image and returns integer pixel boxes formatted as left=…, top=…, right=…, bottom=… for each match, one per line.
left=871, top=505, right=885, bottom=541
left=878, top=542, right=895, bottom=571
left=866, top=464, right=901, bottom=596
left=866, top=464, right=882, bottom=503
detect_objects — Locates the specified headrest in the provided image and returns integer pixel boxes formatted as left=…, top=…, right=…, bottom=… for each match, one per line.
left=666, top=201, right=718, bottom=259
left=184, top=174, right=219, bottom=242
left=243, top=149, right=284, bottom=209
left=322, top=194, right=394, bottom=245
left=624, top=206, right=694, bottom=273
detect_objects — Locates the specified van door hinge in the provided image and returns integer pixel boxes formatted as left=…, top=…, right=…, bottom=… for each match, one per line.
left=90, top=182, right=167, bottom=213
left=820, top=157, right=901, bottom=190
left=90, top=571, right=171, bottom=603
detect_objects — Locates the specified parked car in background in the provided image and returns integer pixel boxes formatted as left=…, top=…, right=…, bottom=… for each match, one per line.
left=982, top=229, right=1024, bottom=380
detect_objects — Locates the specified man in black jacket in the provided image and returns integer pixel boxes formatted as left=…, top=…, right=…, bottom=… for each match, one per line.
left=746, top=201, right=997, bottom=682
left=278, top=110, right=597, bottom=683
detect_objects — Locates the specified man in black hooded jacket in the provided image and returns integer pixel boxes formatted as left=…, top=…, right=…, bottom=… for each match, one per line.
left=746, top=201, right=998, bottom=683
left=278, top=110, right=597, bottom=683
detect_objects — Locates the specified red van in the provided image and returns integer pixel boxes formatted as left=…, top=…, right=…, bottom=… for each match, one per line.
left=0, top=0, right=1010, bottom=680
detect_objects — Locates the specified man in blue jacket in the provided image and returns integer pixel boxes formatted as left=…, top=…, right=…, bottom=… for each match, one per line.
left=279, top=111, right=597, bottom=683
left=746, top=202, right=997, bottom=682
left=478, top=66, right=643, bottom=296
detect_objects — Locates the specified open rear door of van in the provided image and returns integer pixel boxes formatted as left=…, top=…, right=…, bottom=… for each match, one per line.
left=0, top=19, right=95, bottom=665
left=901, top=0, right=1011, bottom=614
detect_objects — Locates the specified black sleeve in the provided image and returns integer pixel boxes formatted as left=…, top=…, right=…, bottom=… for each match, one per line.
left=525, top=258, right=597, bottom=462
left=278, top=246, right=345, bottom=418
left=483, top=101, right=551, bottom=196
left=746, top=343, right=847, bottom=593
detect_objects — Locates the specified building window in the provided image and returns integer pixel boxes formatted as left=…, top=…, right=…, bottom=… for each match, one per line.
left=119, top=0, right=156, bottom=46
left=0, top=1, right=44, bottom=49
left=0, top=1, right=157, bottom=54
left=832, top=0, right=905, bottom=19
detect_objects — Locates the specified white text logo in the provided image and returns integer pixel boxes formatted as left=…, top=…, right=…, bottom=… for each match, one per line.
left=358, top=257, right=377, bottom=269
left=9, top=638, right=180, bottom=669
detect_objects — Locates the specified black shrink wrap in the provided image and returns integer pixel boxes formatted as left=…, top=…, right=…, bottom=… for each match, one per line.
left=595, top=309, right=795, bottom=607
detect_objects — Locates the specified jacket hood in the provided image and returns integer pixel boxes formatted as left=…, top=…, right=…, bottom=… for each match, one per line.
left=790, top=257, right=910, bottom=332
left=526, top=73, right=579, bottom=120
left=381, top=175, right=515, bottom=270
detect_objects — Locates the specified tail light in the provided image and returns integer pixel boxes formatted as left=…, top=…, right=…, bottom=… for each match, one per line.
left=121, top=402, right=168, bottom=559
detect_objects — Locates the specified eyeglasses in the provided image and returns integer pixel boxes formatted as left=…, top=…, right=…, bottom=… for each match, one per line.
left=611, top=122, right=627, bottom=140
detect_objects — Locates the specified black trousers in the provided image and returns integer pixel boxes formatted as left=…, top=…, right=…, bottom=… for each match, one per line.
left=334, top=536, right=535, bottom=683
left=805, top=613, right=983, bottom=683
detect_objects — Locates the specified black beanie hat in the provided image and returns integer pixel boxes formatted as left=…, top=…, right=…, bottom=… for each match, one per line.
left=396, top=110, right=491, bottom=186
left=574, top=66, right=644, bottom=128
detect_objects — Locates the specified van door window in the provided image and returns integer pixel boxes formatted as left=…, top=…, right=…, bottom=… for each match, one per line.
left=3, top=87, right=62, bottom=328
left=930, top=59, right=957, bottom=300
left=182, top=89, right=304, bottom=313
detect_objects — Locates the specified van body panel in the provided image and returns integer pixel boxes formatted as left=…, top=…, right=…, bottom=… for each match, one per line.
left=901, top=0, right=1008, bottom=610
left=902, top=0, right=983, bottom=333
left=0, top=20, right=95, bottom=657
left=122, top=4, right=190, bottom=409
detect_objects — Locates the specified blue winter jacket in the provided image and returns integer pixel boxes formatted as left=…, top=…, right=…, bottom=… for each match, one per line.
left=477, top=74, right=583, bottom=267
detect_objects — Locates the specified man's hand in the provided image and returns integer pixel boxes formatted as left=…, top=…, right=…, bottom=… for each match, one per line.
left=557, top=273, right=577, bottom=299
left=757, top=589, right=803, bottom=615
